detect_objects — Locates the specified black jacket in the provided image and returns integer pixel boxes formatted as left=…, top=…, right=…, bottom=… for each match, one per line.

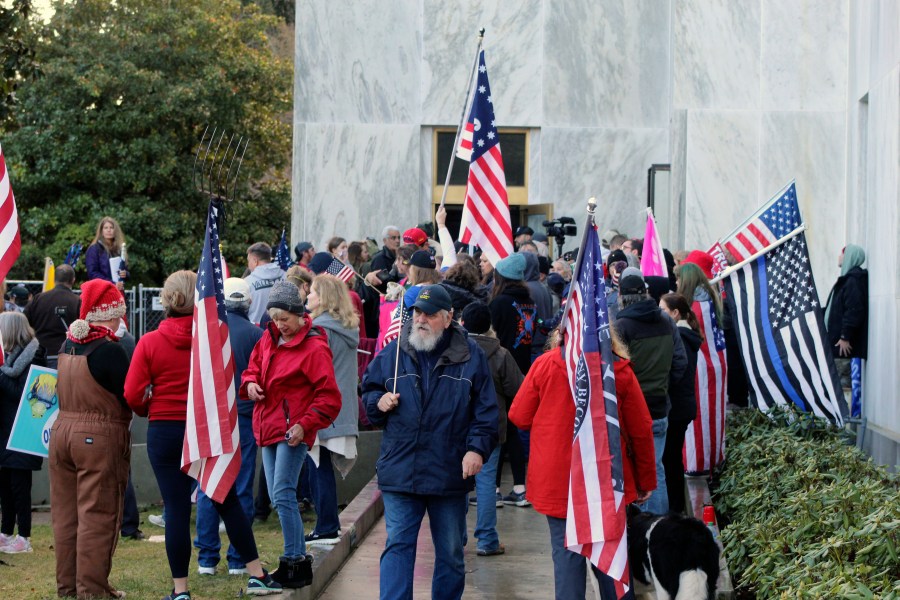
left=616, top=298, right=688, bottom=419
left=440, top=280, right=487, bottom=319
left=0, top=340, right=47, bottom=470
left=24, top=285, right=81, bottom=357
left=668, top=324, right=702, bottom=422
left=825, top=266, right=868, bottom=359
left=489, top=285, right=536, bottom=375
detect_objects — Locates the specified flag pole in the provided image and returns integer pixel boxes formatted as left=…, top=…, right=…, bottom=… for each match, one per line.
left=391, top=292, right=405, bottom=395
left=437, top=28, right=486, bottom=209
left=710, top=224, right=807, bottom=284
left=559, top=197, right=596, bottom=336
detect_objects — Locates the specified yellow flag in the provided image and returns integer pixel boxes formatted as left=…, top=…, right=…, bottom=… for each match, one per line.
left=42, top=257, right=55, bottom=292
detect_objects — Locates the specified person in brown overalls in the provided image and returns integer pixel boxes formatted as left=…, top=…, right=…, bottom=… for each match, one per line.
left=49, top=279, right=131, bottom=599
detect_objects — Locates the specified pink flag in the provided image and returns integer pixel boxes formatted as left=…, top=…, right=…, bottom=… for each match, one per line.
left=640, top=208, right=666, bottom=277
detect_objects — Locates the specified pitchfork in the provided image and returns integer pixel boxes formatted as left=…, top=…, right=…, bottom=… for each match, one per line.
left=192, top=125, right=250, bottom=204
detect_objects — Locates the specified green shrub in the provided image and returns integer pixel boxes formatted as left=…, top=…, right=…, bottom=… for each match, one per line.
left=715, top=407, right=900, bottom=599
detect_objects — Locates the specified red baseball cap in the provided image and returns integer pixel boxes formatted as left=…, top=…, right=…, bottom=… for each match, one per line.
left=403, top=227, right=428, bottom=247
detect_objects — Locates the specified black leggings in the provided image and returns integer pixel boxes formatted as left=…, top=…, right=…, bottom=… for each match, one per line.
left=496, top=421, right=527, bottom=487
left=0, top=468, right=32, bottom=538
left=662, top=418, right=692, bottom=514
left=147, top=421, right=258, bottom=579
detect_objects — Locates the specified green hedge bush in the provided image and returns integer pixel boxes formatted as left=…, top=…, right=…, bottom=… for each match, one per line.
left=715, top=408, right=899, bottom=599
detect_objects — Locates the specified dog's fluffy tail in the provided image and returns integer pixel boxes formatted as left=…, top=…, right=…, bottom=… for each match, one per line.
left=674, top=569, right=708, bottom=600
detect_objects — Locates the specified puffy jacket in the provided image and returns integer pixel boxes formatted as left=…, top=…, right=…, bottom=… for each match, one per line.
left=240, top=319, right=342, bottom=448
left=669, top=323, right=702, bottom=423
left=824, top=266, right=868, bottom=359
left=615, top=298, right=687, bottom=419
left=312, top=312, right=360, bottom=440
left=125, top=315, right=193, bottom=421
left=469, top=333, right=524, bottom=444
left=509, top=350, right=656, bottom=518
left=0, top=339, right=46, bottom=470
left=440, top=280, right=486, bottom=319
left=362, top=321, right=498, bottom=496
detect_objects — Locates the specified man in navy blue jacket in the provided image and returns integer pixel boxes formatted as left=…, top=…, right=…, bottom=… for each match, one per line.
left=363, top=285, right=498, bottom=600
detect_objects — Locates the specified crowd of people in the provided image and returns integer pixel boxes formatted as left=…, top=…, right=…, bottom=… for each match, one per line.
left=0, top=212, right=868, bottom=600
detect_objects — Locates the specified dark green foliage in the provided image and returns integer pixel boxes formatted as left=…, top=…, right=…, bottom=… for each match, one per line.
left=0, top=0, right=41, bottom=126
left=2, top=0, right=292, bottom=284
left=716, top=408, right=900, bottom=598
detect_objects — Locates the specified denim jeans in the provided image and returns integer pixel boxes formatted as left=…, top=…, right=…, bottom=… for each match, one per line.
left=381, top=492, right=467, bottom=600
left=473, top=447, right=501, bottom=552
left=547, top=516, right=634, bottom=600
left=195, top=415, right=258, bottom=568
left=262, top=441, right=308, bottom=558
left=308, top=447, right=340, bottom=535
left=637, top=416, right=669, bottom=515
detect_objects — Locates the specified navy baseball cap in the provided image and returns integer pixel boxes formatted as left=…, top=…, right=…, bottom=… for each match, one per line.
left=411, top=285, right=452, bottom=315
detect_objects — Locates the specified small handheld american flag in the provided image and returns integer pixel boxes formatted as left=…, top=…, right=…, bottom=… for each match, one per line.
left=322, top=256, right=355, bottom=284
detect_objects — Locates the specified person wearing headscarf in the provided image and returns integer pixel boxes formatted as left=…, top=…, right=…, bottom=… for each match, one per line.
left=825, top=244, right=868, bottom=388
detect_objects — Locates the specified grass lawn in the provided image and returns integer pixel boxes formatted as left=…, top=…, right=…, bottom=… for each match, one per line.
left=0, top=507, right=309, bottom=600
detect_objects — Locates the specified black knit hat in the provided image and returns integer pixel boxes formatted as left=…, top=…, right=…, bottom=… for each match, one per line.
left=460, top=302, right=491, bottom=334
left=266, top=280, right=307, bottom=315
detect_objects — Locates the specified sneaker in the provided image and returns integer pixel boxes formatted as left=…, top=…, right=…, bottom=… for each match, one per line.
left=495, top=491, right=504, bottom=508
left=0, top=535, right=32, bottom=553
left=246, top=570, right=283, bottom=595
left=218, top=521, right=226, bottom=534
left=161, top=591, right=190, bottom=600
left=148, top=514, right=166, bottom=528
left=121, top=529, right=145, bottom=541
left=228, top=567, right=249, bottom=575
left=0, top=533, right=12, bottom=547
left=501, top=491, right=531, bottom=507
left=197, top=566, right=216, bottom=576
left=468, top=495, right=477, bottom=505
left=305, top=530, right=341, bottom=546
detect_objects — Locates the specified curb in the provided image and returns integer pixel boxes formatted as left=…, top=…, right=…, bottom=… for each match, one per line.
left=282, top=476, right=383, bottom=599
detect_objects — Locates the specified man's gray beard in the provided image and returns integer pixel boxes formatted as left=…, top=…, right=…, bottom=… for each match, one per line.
left=409, top=325, right=441, bottom=352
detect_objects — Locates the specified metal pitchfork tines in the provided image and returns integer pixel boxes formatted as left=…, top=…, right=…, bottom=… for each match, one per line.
left=192, top=125, right=250, bottom=202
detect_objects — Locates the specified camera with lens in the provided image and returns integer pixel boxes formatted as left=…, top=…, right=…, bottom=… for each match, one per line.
left=542, top=217, right=577, bottom=257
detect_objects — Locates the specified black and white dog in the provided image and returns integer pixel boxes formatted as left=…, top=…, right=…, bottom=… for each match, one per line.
left=626, top=505, right=720, bottom=600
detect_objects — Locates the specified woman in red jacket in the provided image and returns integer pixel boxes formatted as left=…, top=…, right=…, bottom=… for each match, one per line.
left=125, top=271, right=280, bottom=600
left=509, top=328, right=656, bottom=600
left=240, top=281, right=342, bottom=590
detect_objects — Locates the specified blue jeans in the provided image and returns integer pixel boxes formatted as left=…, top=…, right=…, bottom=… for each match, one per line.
left=638, top=417, right=669, bottom=515
left=381, top=492, right=467, bottom=600
left=547, top=516, right=634, bottom=600
left=262, top=441, right=308, bottom=558
left=195, top=415, right=258, bottom=568
left=308, top=448, right=340, bottom=535
left=473, top=447, right=501, bottom=552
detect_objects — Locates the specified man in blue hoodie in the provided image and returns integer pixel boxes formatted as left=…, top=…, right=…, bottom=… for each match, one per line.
left=194, top=277, right=264, bottom=575
left=244, top=242, right=285, bottom=324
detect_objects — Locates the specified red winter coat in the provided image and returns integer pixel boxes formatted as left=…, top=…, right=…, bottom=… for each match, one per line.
left=125, top=315, right=193, bottom=421
left=240, top=319, right=342, bottom=448
left=508, top=350, right=657, bottom=519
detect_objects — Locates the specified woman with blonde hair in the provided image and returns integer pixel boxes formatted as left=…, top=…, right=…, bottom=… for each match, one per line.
left=303, top=275, right=360, bottom=545
left=125, top=271, right=280, bottom=599
left=0, top=312, right=46, bottom=555
left=85, top=217, right=128, bottom=291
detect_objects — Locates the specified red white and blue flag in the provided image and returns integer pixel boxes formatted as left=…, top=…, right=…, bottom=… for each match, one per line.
left=321, top=256, right=355, bottom=284
left=183, top=200, right=241, bottom=503
left=722, top=181, right=801, bottom=262
left=0, top=142, right=22, bottom=282
left=275, top=227, right=292, bottom=271
left=457, top=51, right=513, bottom=267
left=560, top=216, right=630, bottom=597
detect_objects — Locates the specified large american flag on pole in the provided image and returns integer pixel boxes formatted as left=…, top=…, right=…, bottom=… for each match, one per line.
left=722, top=181, right=800, bottom=262
left=182, top=199, right=241, bottom=503
left=0, top=143, right=22, bottom=281
left=724, top=232, right=844, bottom=425
left=457, top=51, right=513, bottom=267
left=560, top=213, right=630, bottom=597
left=684, top=298, right=727, bottom=474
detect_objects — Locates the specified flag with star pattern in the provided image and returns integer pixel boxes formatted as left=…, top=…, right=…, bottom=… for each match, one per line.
left=722, top=181, right=801, bottom=262
left=275, top=227, right=292, bottom=271
left=724, top=231, right=844, bottom=425
left=560, top=215, right=630, bottom=597
left=182, top=199, right=241, bottom=503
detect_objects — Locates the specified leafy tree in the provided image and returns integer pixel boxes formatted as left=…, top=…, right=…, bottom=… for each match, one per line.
left=0, top=0, right=41, bottom=126
left=2, top=0, right=292, bottom=285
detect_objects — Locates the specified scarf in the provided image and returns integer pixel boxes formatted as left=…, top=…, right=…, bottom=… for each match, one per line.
left=0, top=338, right=40, bottom=378
left=67, top=322, right=119, bottom=345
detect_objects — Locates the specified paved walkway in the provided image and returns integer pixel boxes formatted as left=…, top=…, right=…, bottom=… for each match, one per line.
left=318, top=493, right=559, bottom=599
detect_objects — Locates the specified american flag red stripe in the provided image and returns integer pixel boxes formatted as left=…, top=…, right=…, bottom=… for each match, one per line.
left=706, top=242, right=729, bottom=276
left=0, top=143, right=22, bottom=282
left=457, top=51, right=513, bottom=266
left=561, top=218, right=630, bottom=596
left=720, top=183, right=802, bottom=262
left=683, top=299, right=727, bottom=474
left=182, top=200, right=241, bottom=504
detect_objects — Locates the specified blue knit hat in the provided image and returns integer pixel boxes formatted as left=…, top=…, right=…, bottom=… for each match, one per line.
left=494, top=253, right=526, bottom=280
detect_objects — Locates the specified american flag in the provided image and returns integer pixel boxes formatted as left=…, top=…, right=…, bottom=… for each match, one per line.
left=724, top=232, right=844, bottom=425
left=275, top=227, right=292, bottom=271
left=321, top=256, right=355, bottom=284
left=382, top=296, right=411, bottom=347
left=182, top=199, right=241, bottom=503
left=0, top=143, right=22, bottom=282
left=457, top=51, right=513, bottom=267
left=722, top=181, right=801, bottom=262
left=683, top=298, right=727, bottom=474
left=560, top=216, right=630, bottom=597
